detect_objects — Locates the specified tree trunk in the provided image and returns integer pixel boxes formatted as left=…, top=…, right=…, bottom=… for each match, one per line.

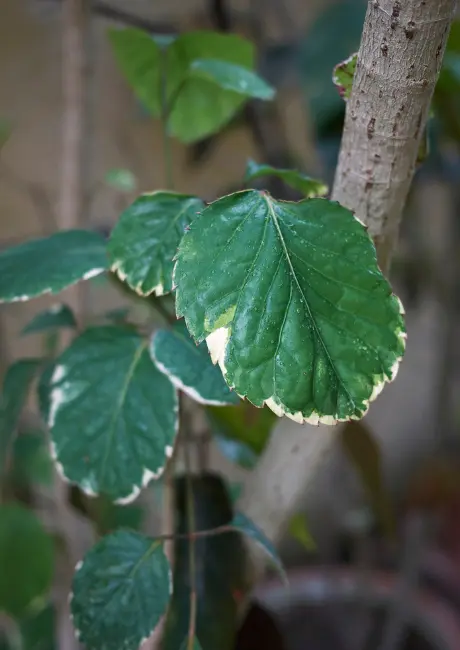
left=239, top=0, right=457, bottom=585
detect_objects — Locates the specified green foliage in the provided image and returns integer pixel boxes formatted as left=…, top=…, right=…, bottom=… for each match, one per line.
left=108, top=192, right=204, bottom=296
left=19, top=603, right=56, bottom=650
left=180, top=638, right=203, bottom=650
left=49, top=326, right=178, bottom=502
left=0, top=118, right=12, bottom=150
left=105, top=168, right=137, bottom=192
left=332, top=53, right=357, bottom=100
left=230, top=511, right=285, bottom=580
left=245, top=159, right=328, bottom=197
left=175, top=190, right=405, bottom=423
left=189, top=59, right=275, bottom=100
left=0, top=504, right=54, bottom=617
left=0, top=230, right=107, bottom=303
left=288, top=513, right=316, bottom=551
left=10, top=431, right=54, bottom=488
left=151, top=321, right=239, bottom=406
left=71, top=531, right=171, bottom=650
left=21, top=304, right=77, bottom=336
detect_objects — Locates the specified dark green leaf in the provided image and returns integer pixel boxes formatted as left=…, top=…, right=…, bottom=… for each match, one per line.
left=1, top=359, right=43, bottom=473
left=71, top=531, right=171, bottom=650
left=108, top=192, right=204, bottom=297
left=207, top=402, right=276, bottom=458
left=11, top=431, right=54, bottom=488
left=49, top=326, right=178, bottom=502
left=19, top=602, right=56, bottom=650
left=341, top=421, right=395, bottom=538
left=215, top=435, right=259, bottom=469
left=189, top=59, right=275, bottom=100
left=287, top=513, right=316, bottom=551
left=21, top=304, right=77, bottom=336
left=105, top=169, right=137, bottom=192
left=0, top=504, right=54, bottom=617
left=332, top=52, right=357, bottom=100
left=175, top=190, right=406, bottom=423
left=230, top=511, right=285, bottom=581
left=0, top=230, right=108, bottom=303
left=151, top=321, right=238, bottom=405
left=245, top=159, right=328, bottom=197
left=109, top=28, right=255, bottom=143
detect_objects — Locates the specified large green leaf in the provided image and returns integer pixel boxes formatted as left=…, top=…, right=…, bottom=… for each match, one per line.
left=0, top=358, right=43, bottom=474
left=245, top=159, right=328, bottom=198
left=71, top=531, right=171, bottom=650
left=108, top=192, right=204, bottom=297
left=0, top=230, right=107, bottom=303
left=49, top=326, right=178, bottom=502
left=189, top=59, right=275, bottom=100
left=151, top=320, right=239, bottom=406
left=109, top=28, right=255, bottom=143
left=0, top=504, right=54, bottom=617
left=175, top=191, right=406, bottom=423
left=162, top=474, right=247, bottom=650
left=21, top=304, right=77, bottom=336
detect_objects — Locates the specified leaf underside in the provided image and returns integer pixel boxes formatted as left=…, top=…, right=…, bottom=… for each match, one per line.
left=49, top=326, right=178, bottom=502
left=175, top=190, right=406, bottom=424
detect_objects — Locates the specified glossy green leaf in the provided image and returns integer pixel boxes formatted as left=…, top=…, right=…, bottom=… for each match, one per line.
left=11, top=431, right=54, bottom=488
left=71, top=531, right=171, bottom=650
left=162, top=474, right=247, bottom=650
left=0, top=230, right=107, bottom=303
left=287, top=513, right=316, bottom=551
left=230, top=511, right=285, bottom=580
left=0, top=358, right=43, bottom=473
left=105, top=169, right=137, bottom=192
left=108, top=192, right=204, bottom=297
left=332, top=52, right=357, bottom=100
left=245, top=159, right=328, bottom=198
left=49, top=326, right=178, bottom=502
left=109, top=27, right=255, bottom=143
left=189, top=59, right=275, bottom=100
left=21, top=304, right=77, bottom=336
left=175, top=190, right=406, bottom=423
left=0, top=504, right=54, bottom=617
left=151, top=320, right=238, bottom=406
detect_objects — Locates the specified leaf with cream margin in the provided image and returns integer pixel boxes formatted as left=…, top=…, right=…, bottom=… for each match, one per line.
left=245, top=159, right=328, bottom=198
left=175, top=190, right=406, bottom=424
left=108, top=192, right=204, bottom=297
left=0, top=230, right=108, bottom=303
left=49, top=326, right=178, bottom=502
left=71, top=531, right=171, bottom=650
left=150, top=320, right=239, bottom=405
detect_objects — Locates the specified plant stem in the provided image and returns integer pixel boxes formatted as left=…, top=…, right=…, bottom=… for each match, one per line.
left=183, top=412, right=198, bottom=650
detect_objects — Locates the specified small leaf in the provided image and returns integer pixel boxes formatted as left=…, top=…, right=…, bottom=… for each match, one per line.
left=230, top=511, right=286, bottom=581
left=341, top=421, right=395, bottom=538
left=11, top=431, right=54, bottom=488
left=108, top=191, right=204, bottom=297
left=21, top=304, right=77, bottom=336
left=0, top=359, right=43, bottom=473
left=71, top=531, right=171, bottom=650
left=0, top=118, right=12, bottom=150
left=190, top=59, right=275, bottom=100
left=151, top=321, right=238, bottom=406
left=332, top=52, right=357, bottom=100
left=105, top=168, right=137, bottom=192
left=175, top=190, right=406, bottom=423
left=287, top=513, right=316, bottom=551
left=0, top=230, right=108, bottom=303
left=49, top=326, right=178, bottom=502
left=0, top=504, right=54, bottom=617
left=215, top=435, right=259, bottom=469
left=245, top=159, right=328, bottom=197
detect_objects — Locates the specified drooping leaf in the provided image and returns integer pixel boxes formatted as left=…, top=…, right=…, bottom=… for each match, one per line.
left=215, top=435, right=260, bottom=469
left=230, top=511, right=286, bottom=581
left=49, top=326, right=178, bottom=502
left=0, top=504, right=54, bottom=617
left=175, top=190, right=406, bottom=423
left=105, top=168, right=137, bottom=192
left=189, top=59, right=275, bottom=100
left=108, top=192, right=204, bottom=297
left=21, top=304, right=77, bottom=336
left=162, top=474, right=247, bottom=650
left=341, top=421, right=395, bottom=538
left=71, top=531, right=171, bottom=650
left=109, top=28, right=255, bottom=143
left=0, top=358, right=43, bottom=473
left=245, top=159, right=328, bottom=198
left=0, top=230, right=107, bottom=303
left=287, top=513, right=316, bottom=551
left=332, top=52, right=357, bottom=100
left=19, top=602, right=56, bottom=650
left=10, top=431, right=54, bottom=488
left=151, top=320, right=238, bottom=406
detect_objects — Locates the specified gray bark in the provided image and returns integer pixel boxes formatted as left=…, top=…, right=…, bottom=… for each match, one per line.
left=239, top=0, right=457, bottom=584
